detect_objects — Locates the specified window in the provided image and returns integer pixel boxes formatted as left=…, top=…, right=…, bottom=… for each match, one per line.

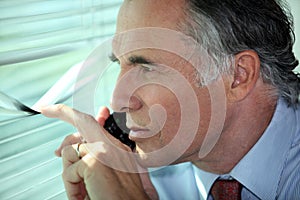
left=0, top=1, right=122, bottom=199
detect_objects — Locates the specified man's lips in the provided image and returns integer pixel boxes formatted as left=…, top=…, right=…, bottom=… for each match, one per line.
left=126, top=114, right=161, bottom=140
left=128, top=127, right=153, bottom=140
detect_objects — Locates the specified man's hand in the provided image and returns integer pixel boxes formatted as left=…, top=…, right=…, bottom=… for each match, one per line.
left=53, top=106, right=110, bottom=157
left=41, top=105, right=158, bottom=200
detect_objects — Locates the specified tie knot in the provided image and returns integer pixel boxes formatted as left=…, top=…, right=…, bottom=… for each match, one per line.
left=211, top=179, right=242, bottom=200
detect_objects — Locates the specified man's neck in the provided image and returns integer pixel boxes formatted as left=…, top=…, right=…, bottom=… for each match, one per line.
left=193, top=95, right=277, bottom=174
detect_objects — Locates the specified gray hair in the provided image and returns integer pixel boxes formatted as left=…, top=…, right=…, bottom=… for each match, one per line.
left=182, top=0, right=300, bottom=106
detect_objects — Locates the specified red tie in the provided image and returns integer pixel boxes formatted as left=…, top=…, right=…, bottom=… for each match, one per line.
left=210, top=179, right=242, bottom=200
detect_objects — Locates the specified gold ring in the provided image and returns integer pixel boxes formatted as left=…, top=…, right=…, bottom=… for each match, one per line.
left=75, top=143, right=82, bottom=159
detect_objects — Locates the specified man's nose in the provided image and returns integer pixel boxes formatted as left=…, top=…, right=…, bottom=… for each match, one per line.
left=111, top=92, right=142, bottom=112
left=110, top=71, right=142, bottom=112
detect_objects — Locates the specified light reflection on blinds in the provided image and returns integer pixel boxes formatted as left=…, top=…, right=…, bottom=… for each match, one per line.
left=0, top=1, right=121, bottom=65
left=0, top=0, right=122, bottom=199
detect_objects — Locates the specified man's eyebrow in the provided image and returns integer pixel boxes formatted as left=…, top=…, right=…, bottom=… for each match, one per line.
left=108, top=53, right=154, bottom=65
left=127, top=55, right=153, bottom=65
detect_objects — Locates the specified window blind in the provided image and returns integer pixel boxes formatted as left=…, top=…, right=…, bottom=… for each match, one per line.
left=0, top=1, right=122, bottom=199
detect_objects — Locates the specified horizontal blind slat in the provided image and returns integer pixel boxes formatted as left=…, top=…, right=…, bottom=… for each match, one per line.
left=0, top=49, right=91, bottom=99
left=0, top=2, right=121, bottom=21
left=0, top=159, right=63, bottom=199
left=0, top=136, right=68, bottom=181
left=12, top=175, right=66, bottom=200
left=0, top=37, right=104, bottom=65
left=0, top=0, right=122, bottom=8
left=1, top=22, right=117, bottom=53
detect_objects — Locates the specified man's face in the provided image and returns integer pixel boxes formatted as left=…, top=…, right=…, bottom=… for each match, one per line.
left=111, top=0, right=225, bottom=167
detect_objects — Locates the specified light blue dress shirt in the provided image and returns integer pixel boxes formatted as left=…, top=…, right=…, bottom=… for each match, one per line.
left=149, top=98, right=300, bottom=200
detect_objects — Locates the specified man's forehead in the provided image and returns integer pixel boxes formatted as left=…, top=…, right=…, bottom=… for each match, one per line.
left=117, top=0, right=186, bottom=33
left=111, top=27, right=198, bottom=61
left=122, top=0, right=185, bottom=10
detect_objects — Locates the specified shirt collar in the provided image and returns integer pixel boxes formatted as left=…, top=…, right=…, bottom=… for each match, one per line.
left=193, top=98, right=297, bottom=200
left=192, top=165, right=219, bottom=199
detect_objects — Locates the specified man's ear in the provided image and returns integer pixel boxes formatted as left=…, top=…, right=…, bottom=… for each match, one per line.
left=227, top=50, right=260, bottom=102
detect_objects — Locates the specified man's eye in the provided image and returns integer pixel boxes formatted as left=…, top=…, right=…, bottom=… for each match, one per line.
left=108, top=53, right=120, bottom=64
left=140, top=64, right=154, bottom=72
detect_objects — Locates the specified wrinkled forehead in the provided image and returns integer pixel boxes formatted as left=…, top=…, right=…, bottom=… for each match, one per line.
left=113, top=0, right=191, bottom=61
left=116, top=0, right=186, bottom=34
left=112, top=28, right=198, bottom=60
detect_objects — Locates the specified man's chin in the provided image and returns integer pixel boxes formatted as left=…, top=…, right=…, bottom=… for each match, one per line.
left=135, top=155, right=164, bottom=168
left=134, top=148, right=176, bottom=168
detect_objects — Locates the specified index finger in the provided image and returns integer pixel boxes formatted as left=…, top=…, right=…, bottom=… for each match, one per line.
left=41, top=104, right=105, bottom=143
left=95, top=106, right=110, bottom=126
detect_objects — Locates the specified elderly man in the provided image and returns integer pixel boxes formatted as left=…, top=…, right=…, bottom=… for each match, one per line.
left=42, top=0, right=300, bottom=199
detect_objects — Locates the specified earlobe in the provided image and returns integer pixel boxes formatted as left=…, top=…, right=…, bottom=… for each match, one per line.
left=228, top=50, right=260, bottom=101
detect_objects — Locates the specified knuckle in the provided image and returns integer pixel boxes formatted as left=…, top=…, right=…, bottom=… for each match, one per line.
left=59, top=135, right=75, bottom=151
left=62, top=135, right=72, bottom=144
left=61, top=170, right=68, bottom=180
left=61, top=145, right=73, bottom=157
left=81, top=113, right=95, bottom=122
left=84, top=155, right=99, bottom=171
left=56, top=104, right=66, bottom=113
left=65, top=133, right=78, bottom=143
